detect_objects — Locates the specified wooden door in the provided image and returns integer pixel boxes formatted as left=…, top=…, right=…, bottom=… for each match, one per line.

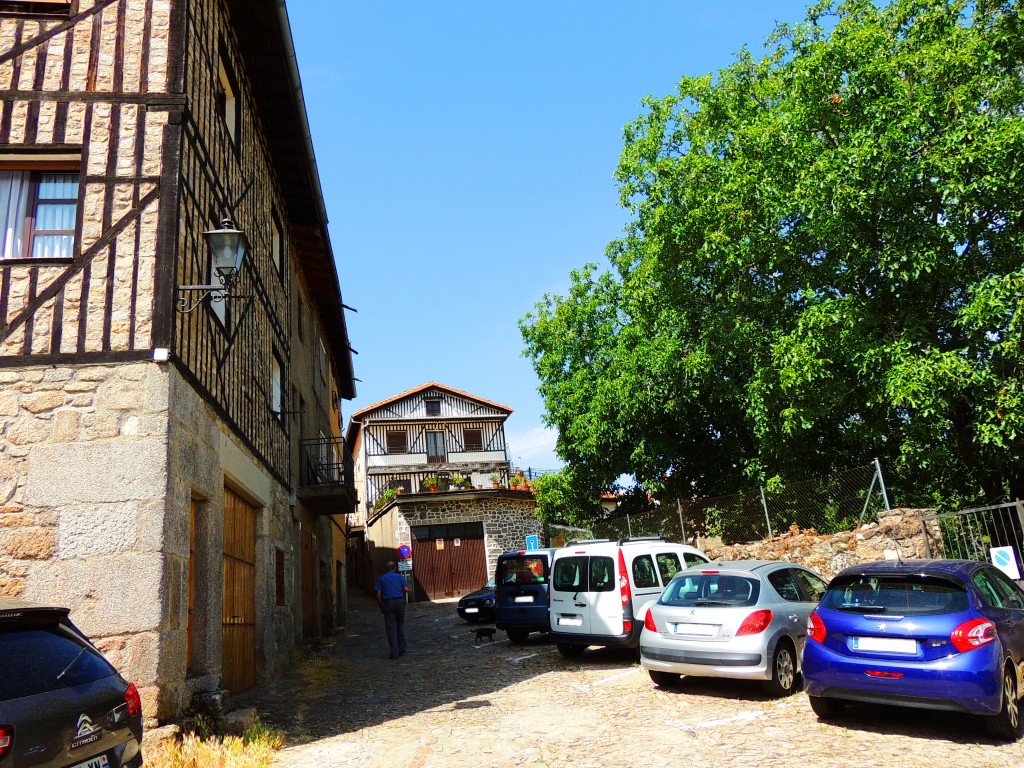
left=187, top=499, right=196, bottom=672
left=411, top=523, right=486, bottom=600
left=222, top=488, right=256, bottom=693
left=300, top=526, right=319, bottom=638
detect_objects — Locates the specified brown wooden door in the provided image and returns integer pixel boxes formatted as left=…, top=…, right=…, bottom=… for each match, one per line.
left=188, top=499, right=196, bottom=672
left=222, top=488, right=256, bottom=693
left=411, top=523, right=486, bottom=600
left=300, top=526, right=319, bottom=638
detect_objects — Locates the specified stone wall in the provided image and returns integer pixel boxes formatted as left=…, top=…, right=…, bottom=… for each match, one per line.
left=0, top=361, right=170, bottom=716
left=165, top=365, right=298, bottom=717
left=366, top=490, right=543, bottom=594
left=700, top=507, right=942, bottom=580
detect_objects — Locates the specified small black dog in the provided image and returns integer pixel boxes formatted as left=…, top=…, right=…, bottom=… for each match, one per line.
left=473, top=626, right=496, bottom=642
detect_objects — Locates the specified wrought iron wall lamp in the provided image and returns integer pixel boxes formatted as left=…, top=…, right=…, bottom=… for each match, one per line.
left=176, top=218, right=251, bottom=313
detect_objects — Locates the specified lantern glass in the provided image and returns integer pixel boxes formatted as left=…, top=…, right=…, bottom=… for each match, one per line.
left=203, top=218, right=249, bottom=284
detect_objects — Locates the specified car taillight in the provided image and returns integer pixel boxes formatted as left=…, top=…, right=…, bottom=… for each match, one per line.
left=865, top=670, right=904, bottom=678
left=0, top=724, right=13, bottom=760
left=617, top=550, right=631, bottom=607
left=125, top=682, right=142, bottom=717
left=951, top=618, right=996, bottom=653
left=736, top=609, right=773, bottom=636
left=644, top=609, right=658, bottom=633
left=807, top=611, right=826, bottom=644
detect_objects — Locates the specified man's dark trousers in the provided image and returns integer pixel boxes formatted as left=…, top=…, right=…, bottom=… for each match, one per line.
left=382, top=597, right=407, bottom=659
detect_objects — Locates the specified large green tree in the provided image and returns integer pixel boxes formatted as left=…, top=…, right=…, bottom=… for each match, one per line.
left=521, top=0, right=1024, bottom=522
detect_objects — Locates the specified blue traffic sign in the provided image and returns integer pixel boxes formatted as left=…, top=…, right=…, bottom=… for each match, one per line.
left=525, top=535, right=539, bottom=550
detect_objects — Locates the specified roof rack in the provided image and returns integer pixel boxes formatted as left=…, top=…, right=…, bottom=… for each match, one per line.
left=616, top=536, right=673, bottom=546
left=564, top=539, right=611, bottom=546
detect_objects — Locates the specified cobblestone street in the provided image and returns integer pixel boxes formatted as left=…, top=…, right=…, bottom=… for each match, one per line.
left=239, top=591, right=1024, bottom=768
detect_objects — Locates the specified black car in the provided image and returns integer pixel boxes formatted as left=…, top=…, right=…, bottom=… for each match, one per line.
left=0, top=598, right=144, bottom=768
left=457, top=579, right=496, bottom=623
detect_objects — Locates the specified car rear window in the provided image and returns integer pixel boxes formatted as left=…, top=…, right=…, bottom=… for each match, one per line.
left=498, top=556, right=548, bottom=585
left=820, top=574, right=969, bottom=616
left=661, top=573, right=761, bottom=607
left=552, top=556, right=614, bottom=592
left=0, top=626, right=116, bottom=701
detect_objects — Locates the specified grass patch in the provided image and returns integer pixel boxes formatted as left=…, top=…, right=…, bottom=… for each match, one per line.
left=146, top=718, right=285, bottom=768
left=291, top=648, right=342, bottom=689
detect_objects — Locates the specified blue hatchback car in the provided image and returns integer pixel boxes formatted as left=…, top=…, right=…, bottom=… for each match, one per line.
left=803, top=559, right=1024, bottom=740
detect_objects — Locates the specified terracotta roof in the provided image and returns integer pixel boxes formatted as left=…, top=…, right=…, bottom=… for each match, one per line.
left=350, top=382, right=513, bottom=420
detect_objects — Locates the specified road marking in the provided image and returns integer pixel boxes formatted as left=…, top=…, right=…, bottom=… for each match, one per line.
left=570, top=667, right=641, bottom=692
left=509, top=653, right=538, bottom=663
left=666, top=710, right=766, bottom=732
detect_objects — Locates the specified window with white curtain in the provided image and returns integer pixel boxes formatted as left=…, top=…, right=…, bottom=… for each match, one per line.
left=0, top=171, right=79, bottom=260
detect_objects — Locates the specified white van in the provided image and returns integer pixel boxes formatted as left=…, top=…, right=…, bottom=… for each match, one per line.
left=549, top=537, right=710, bottom=657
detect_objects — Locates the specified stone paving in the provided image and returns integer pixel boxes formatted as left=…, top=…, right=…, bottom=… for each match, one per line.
left=237, top=591, right=1024, bottom=768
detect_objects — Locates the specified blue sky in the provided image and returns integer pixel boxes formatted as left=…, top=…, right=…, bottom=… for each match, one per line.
left=288, top=1, right=812, bottom=471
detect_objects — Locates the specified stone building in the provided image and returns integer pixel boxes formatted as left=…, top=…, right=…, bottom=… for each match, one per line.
left=0, top=0, right=357, bottom=720
left=346, top=383, right=542, bottom=599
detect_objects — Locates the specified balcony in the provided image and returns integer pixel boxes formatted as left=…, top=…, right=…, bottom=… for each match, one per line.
left=297, top=436, right=357, bottom=516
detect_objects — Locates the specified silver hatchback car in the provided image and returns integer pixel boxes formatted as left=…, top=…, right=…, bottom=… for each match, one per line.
left=640, top=560, right=828, bottom=696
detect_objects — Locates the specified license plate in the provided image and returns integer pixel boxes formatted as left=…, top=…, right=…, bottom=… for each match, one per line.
left=672, top=623, right=717, bottom=637
left=514, top=596, right=534, bottom=603
left=464, top=607, right=479, bottom=613
left=852, top=636, right=917, bottom=654
left=558, top=616, right=583, bottom=627
left=73, top=755, right=109, bottom=768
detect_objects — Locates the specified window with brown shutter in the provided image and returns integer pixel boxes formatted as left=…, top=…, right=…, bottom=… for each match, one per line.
left=386, top=430, right=407, bottom=454
left=464, top=428, right=483, bottom=452
left=275, top=548, right=285, bottom=606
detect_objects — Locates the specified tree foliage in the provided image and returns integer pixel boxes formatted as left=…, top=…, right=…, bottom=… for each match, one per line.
left=521, top=0, right=1024, bottom=523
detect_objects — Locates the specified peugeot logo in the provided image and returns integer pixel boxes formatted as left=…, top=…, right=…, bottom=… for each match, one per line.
left=76, top=715, right=95, bottom=737
left=877, top=623, right=887, bottom=632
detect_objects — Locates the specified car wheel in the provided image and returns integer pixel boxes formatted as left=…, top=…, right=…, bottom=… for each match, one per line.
left=507, top=630, right=530, bottom=644
left=763, top=640, right=797, bottom=697
left=557, top=642, right=586, bottom=658
left=649, top=670, right=679, bottom=688
left=808, top=694, right=846, bottom=720
left=985, top=664, right=1024, bottom=741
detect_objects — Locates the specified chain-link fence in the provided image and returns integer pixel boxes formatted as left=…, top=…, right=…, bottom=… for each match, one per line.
left=573, top=460, right=891, bottom=546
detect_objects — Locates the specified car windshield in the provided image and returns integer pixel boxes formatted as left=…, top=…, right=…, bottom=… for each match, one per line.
left=820, top=573, right=969, bottom=616
left=0, top=626, right=116, bottom=701
left=661, top=573, right=760, bottom=607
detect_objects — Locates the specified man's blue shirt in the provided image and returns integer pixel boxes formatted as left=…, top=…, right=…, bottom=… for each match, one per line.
left=376, top=570, right=408, bottom=599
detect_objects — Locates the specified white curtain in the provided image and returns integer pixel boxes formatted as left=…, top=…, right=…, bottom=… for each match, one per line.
left=0, top=171, right=29, bottom=260
left=33, top=173, right=77, bottom=258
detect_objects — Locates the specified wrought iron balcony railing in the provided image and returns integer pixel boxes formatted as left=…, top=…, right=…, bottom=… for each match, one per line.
left=300, top=436, right=354, bottom=489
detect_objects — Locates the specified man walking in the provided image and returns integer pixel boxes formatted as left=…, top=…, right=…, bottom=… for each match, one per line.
left=375, top=560, right=409, bottom=659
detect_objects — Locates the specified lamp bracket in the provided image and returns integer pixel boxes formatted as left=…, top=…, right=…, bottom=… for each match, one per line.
left=175, top=285, right=252, bottom=314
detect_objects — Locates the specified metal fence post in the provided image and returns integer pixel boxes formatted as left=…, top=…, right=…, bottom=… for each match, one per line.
left=677, top=499, right=686, bottom=544
left=874, top=457, right=892, bottom=512
left=626, top=514, right=632, bottom=538
left=760, top=487, right=774, bottom=539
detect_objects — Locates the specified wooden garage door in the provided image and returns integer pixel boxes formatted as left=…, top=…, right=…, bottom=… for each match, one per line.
left=222, top=488, right=256, bottom=694
left=410, top=522, right=486, bottom=600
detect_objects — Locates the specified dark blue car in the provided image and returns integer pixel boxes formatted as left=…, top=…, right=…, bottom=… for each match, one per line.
left=803, top=559, right=1024, bottom=740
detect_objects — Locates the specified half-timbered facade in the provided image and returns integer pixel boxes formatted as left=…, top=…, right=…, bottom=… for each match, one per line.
left=347, top=383, right=542, bottom=599
left=0, top=0, right=356, bottom=719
